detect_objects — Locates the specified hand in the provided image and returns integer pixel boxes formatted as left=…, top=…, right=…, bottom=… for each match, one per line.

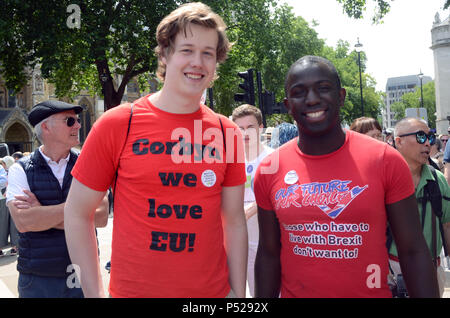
left=13, top=190, right=41, bottom=209
left=244, top=203, right=257, bottom=221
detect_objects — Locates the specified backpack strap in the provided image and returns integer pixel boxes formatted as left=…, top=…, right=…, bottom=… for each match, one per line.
left=425, top=165, right=448, bottom=257
left=218, top=116, right=226, bottom=154
left=112, top=103, right=134, bottom=209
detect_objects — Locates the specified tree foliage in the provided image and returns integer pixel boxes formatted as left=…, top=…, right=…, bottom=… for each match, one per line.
left=391, top=81, right=436, bottom=128
left=336, top=0, right=450, bottom=23
left=0, top=0, right=183, bottom=109
left=322, top=40, right=383, bottom=125
left=0, top=0, right=383, bottom=122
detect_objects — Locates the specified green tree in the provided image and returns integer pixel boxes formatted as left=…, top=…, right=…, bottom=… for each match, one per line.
left=336, top=0, right=450, bottom=23
left=391, top=81, right=436, bottom=128
left=322, top=40, right=383, bottom=125
left=205, top=2, right=324, bottom=116
left=0, top=0, right=184, bottom=109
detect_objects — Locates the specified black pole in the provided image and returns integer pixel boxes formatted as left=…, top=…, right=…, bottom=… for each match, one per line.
left=420, top=77, right=424, bottom=109
left=358, top=51, right=364, bottom=117
left=256, top=71, right=267, bottom=127
left=207, top=87, right=214, bottom=110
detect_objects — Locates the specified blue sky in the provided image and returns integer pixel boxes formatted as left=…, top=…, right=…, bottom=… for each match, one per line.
left=284, top=0, right=448, bottom=91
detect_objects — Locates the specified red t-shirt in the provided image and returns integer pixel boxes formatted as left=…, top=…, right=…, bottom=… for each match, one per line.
left=72, top=95, right=245, bottom=297
left=254, top=130, right=414, bottom=298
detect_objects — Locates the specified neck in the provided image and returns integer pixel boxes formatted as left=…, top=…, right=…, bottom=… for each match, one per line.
left=40, top=145, right=71, bottom=163
left=298, top=125, right=346, bottom=156
left=408, top=162, right=423, bottom=188
left=150, top=88, right=202, bottom=114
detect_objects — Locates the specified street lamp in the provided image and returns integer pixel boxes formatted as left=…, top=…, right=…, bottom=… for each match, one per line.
left=418, top=70, right=424, bottom=109
left=355, top=38, right=364, bottom=117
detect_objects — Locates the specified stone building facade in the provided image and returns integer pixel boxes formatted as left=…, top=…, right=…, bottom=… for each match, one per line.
left=431, top=12, right=450, bottom=134
left=0, top=66, right=154, bottom=154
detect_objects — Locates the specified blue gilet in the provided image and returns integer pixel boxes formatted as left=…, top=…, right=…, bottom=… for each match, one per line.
left=17, top=150, right=78, bottom=277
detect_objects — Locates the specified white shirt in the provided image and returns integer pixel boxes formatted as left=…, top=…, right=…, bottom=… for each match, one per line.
left=244, top=145, right=274, bottom=247
left=6, top=147, right=70, bottom=204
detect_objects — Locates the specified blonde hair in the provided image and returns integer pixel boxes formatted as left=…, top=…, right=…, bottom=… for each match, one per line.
left=154, top=2, right=231, bottom=81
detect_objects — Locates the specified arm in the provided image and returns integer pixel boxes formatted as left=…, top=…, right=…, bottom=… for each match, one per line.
left=386, top=194, right=439, bottom=298
left=445, top=163, right=450, bottom=186
left=244, top=202, right=258, bottom=220
left=64, top=178, right=106, bottom=298
left=443, top=141, right=450, bottom=185
left=254, top=206, right=281, bottom=298
left=221, top=184, right=248, bottom=298
left=8, top=190, right=65, bottom=232
left=9, top=188, right=108, bottom=231
left=93, top=192, right=109, bottom=228
left=444, top=223, right=450, bottom=254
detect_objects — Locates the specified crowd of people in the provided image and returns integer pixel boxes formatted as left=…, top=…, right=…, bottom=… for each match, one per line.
left=0, top=2, right=449, bottom=298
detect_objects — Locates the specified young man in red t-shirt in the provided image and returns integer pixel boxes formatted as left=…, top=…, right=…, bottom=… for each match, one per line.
left=253, top=55, right=439, bottom=298
left=64, top=2, right=247, bottom=298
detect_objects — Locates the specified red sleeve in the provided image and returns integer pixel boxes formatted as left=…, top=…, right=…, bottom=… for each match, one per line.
left=383, top=144, right=415, bottom=205
left=253, top=155, right=274, bottom=211
left=71, top=104, right=132, bottom=191
left=220, top=115, right=246, bottom=187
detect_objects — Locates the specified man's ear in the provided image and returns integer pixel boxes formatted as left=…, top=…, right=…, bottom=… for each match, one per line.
left=393, top=136, right=401, bottom=149
left=283, top=98, right=292, bottom=115
left=339, top=87, right=346, bottom=107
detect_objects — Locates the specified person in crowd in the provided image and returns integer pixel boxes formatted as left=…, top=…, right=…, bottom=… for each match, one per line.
left=270, top=122, right=299, bottom=148
left=349, top=116, right=383, bottom=141
left=232, top=104, right=273, bottom=297
left=6, top=100, right=109, bottom=298
left=0, top=156, right=19, bottom=256
left=391, top=117, right=450, bottom=296
left=384, top=127, right=395, bottom=146
left=12, top=152, right=23, bottom=162
left=253, top=55, right=439, bottom=298
left=0, top=158, right=8, bottom=257
left=439, top=134, right=448, bottom=152
left=442, top=130, right=450, bottom=185
left=430, top=138, right=444, bottom=171
left=64, top=2, right=247, bottom=298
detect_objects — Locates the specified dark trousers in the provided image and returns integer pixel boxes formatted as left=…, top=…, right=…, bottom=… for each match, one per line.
left=18, top=273, right=84, bottom=298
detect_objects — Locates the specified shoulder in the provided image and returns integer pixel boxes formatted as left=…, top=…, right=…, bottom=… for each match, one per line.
left=428, top=165, right=449, bottom=189
left=98, top=103, right=134, bottom=122
left=200, top=105, right=238, bottom=129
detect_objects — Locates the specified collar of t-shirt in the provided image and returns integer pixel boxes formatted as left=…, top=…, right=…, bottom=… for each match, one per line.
left=38, top=147, right=70, bottom=188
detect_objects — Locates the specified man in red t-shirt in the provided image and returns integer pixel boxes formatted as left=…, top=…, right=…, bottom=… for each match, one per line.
left=253, top=55, right=439, bottom=298
left=64, top=3, right=247, bottom=298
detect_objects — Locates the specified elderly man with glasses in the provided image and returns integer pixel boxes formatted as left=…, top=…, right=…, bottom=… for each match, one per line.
left=392, top=117, right=450, bottom=297
left=6, top=100, right=109, bottom=298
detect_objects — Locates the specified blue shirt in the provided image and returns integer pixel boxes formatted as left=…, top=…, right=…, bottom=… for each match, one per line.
left=0, top=165, right=7, bottom=190
left=444, top=139, right=450, bottom=163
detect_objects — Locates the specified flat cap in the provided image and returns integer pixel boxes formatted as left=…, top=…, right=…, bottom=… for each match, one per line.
left=28, top=100, right=83, bottom=127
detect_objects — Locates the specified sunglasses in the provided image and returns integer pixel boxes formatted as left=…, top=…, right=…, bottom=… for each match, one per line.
left=54, top=117, right=81, bottom=127
left=398, top=130, right=436, bottom=145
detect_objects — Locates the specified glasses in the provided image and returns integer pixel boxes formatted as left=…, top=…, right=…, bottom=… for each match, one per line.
left=440, top=138, right=448, bottom=143
left=58, top=117, right=81, bottom=127
left=398, top=130, right=436, bottom=145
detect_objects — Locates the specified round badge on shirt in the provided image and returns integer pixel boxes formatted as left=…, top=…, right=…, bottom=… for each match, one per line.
left=284, top=170, right=299, bottom=185
left=247, top=165, right=253, bottom=174
left=201, top=169, right=217, bottom=187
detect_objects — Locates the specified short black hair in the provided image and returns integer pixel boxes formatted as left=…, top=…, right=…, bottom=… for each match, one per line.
left=285, top=55, right=341, bottom=97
